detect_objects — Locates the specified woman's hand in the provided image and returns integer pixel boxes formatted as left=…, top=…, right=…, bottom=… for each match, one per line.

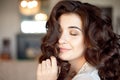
left=37, top=56, right=58, bottom=80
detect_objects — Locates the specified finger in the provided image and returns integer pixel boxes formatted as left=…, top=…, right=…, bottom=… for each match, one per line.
left=51, top=56, right=57, bottom=70
left=46, top=59, right=51, bottom=69
left=41, top=61, right=46, bottom=72
left=38, top=64, right=42, bottom=71
left=37, top=64, right=42, bottom=75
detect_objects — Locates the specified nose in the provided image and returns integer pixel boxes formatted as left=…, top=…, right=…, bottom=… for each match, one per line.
left=58, top=33, right=67, bottom=44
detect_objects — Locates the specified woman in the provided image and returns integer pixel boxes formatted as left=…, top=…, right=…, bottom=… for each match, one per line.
left=37, top=0, right=120, bottom=80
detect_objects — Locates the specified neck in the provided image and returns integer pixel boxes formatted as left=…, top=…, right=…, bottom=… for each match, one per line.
left=69, top=56, right=86, bottom=73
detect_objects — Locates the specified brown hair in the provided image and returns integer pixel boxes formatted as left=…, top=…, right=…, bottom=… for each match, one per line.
left=39, top=0, right=120, bottom=80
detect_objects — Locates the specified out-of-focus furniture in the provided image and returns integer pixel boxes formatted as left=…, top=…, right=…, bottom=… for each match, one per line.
left=17, top=34, right=44, bottom=60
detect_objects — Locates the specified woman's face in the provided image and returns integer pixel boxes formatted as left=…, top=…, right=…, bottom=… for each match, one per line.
left=58, top=13, right=86, bottom=62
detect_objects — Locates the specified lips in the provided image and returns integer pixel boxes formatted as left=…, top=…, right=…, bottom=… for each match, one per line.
left=59, top=48, right=71, bottom=53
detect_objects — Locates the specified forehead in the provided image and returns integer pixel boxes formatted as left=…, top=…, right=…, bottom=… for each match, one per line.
left=59, top=13, right=83, bottom=29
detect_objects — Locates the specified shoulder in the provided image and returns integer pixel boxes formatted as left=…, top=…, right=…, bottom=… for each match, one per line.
left=72, top=63, right=100, bottom=80
left=72, top=70, right=100, bottom=80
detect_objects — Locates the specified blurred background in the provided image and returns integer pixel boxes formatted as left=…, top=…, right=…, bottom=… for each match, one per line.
left=0, top=0, right=120, bottom=80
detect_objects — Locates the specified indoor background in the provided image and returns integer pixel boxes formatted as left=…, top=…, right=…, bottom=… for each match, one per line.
left=0, top=0, right=120, bottom=80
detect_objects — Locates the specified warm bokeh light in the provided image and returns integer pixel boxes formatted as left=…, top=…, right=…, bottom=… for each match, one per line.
left=20, top=0, right=38, bottom=8
left=35, top=13, right=47, bottom=21
left=27, top=1, right=38, bottom=8
left=20, top=0, right=27, bottom=8
left=19, top=0, right=40, bottom=15
left=32, top=0, right=38, bottom=7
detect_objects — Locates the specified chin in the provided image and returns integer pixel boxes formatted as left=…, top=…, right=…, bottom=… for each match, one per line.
left=58, top=54, right=72, bottom=61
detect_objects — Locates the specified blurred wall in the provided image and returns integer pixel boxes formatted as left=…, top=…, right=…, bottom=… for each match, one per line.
left=0, top=0, right=120, bottom=59
left=0, top=0, right=21, bottom=59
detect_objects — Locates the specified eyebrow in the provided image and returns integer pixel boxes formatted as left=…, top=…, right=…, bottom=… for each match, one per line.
left=68, top=26, right=82, bottom=31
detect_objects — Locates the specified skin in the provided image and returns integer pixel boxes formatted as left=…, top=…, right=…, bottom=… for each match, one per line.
left=37, top=56, right=58, bottom=80
left=37, top=13, right=86, bottom=80
left=58, top=13, right=86, bottom=72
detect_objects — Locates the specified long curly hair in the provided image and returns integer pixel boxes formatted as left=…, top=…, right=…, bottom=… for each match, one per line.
left=39, top=0, right=120, bottom=80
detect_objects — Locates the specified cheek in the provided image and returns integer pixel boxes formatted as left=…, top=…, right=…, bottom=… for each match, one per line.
left=72, top=37, right=85, bottom=51
left=72, top=36, right=84, bottom=44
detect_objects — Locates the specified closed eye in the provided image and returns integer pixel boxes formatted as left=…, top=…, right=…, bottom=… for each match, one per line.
left=70, top=31, right=79, bottom=36
left=69, top=26, right=81, bottom=36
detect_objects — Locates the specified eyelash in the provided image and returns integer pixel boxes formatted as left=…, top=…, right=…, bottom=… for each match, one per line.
left=58, top=29, right=79, bottom=36
left=70, top=32, right=78, bottom=36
